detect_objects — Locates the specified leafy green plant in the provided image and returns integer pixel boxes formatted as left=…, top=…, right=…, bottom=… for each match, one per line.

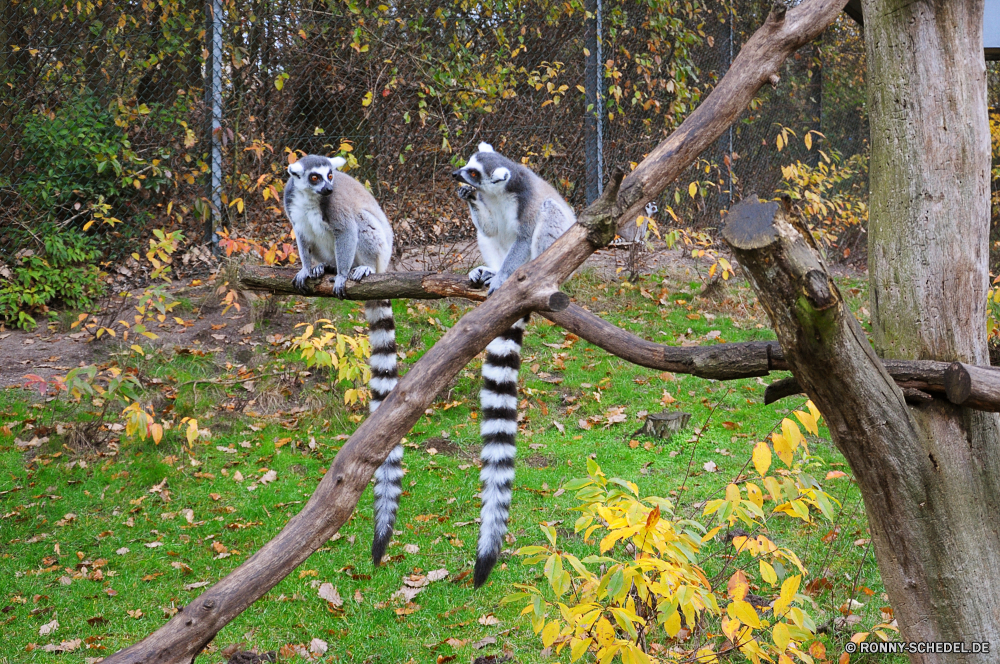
left=291, top=320, right=372, bottom=408
left=503, top=403, right=871, bottom=664
left=18, top=95, right=173, bottom=218
left=0, top=227, right=104, bottom=329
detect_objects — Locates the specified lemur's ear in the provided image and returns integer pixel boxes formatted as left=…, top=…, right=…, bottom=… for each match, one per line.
left=491, top=167, right=510, bottom=183
left=478, top=142, right=495, bottom=153
left=329, top=156, right=347, bottom=171
left=288, top=161, right=304, bottom=178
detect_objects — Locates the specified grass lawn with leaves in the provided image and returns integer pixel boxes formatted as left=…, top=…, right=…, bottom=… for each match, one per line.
left=0, top=265, right=903, bottom=663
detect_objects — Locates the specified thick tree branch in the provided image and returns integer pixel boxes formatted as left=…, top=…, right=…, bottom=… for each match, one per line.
left=241, top=265, right=1000, bottom=409
left=108, top=2, right=851, bottom=661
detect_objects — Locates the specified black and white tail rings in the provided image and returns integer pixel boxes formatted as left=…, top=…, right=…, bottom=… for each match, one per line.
left=474, top=316, right=527, bottom=587
left=366, top=300, right=401, bottom=566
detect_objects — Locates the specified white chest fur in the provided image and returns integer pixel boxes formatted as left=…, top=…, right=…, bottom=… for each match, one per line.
left=288, top=189, right=337, bottom=263
left=474, top=191, right=519, bottom=258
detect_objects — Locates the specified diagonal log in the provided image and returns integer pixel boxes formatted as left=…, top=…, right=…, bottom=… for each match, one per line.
left=241, top=265, right=1000, bottom=408
left=106, top=2, right=851, bottom=662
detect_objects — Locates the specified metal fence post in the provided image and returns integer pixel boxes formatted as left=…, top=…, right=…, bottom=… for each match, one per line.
left=583, top=0, right=603, bottom=205
left=205, top=0, right=223, bottom=249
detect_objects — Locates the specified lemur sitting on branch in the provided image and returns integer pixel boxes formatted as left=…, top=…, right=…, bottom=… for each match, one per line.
left=283, top=155, right=403, bottom=566
left=451, top=142, right=577, bottom=586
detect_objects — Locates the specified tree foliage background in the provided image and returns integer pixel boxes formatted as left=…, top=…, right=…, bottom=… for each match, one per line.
left=0, top=0, right=870, bottom=326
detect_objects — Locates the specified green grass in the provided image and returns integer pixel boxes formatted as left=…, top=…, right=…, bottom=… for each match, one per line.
left=0, top=268, right=897, bottom=663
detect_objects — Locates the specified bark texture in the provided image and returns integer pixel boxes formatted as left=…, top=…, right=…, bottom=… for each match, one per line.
left=862, top=0, right=1000, bottom=657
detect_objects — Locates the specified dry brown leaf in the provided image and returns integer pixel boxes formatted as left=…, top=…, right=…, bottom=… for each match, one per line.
left=318, top=583, right=343, bottom=607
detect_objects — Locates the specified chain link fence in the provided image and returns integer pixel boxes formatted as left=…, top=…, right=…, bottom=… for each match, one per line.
left=1, top=0, right=871, bottom=290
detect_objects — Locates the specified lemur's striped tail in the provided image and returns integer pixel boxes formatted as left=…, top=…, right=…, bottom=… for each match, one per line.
left=367, top=299, right=401, bottom=566
left=474, top=316, right=527, bottom=588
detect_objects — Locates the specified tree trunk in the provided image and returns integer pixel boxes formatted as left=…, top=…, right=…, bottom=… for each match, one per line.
left=863, top=0, right=1000, bottom=656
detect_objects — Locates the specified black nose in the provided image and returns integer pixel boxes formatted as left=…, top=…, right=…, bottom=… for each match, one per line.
left=319, top=186, right=333, bottom=196
left=451, top=170, right=463, bottom=181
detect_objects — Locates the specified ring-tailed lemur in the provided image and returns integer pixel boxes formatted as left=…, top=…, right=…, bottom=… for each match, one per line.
left=283, top=154, right=402, bottom=566
left=451, top=142, right=576, bottom=587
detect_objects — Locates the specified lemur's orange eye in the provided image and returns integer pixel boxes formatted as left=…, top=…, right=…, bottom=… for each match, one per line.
left=327, top=173, right=333, bottom=180
left=309, top=174, right=319, bottom=183
left=468, top=169, right=480, bottom=179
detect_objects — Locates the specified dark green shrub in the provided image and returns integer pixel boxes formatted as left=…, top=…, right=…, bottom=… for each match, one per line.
left=0, top=227, right=105, bottom=330
left=18, top=95, right=173, bottom=217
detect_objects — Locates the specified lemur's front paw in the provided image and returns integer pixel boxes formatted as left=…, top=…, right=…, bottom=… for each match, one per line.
left=292, top=268, right=313, bottom=293
left=468, top=266, right=494, bottom=289
left=486, top=272, right=510, bottom=296
left=309, top=264, right=326, bottom=278
left=332, top=275, right=349, bottom=299
left=349, top=265, right=374, bottom=282
left=457, top=185, right=478, bottom=202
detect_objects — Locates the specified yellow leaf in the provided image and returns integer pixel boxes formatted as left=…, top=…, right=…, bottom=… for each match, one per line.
left=776, top=133, right=784, bottom=151
left=804, top=132, right=813, bottom=150
left=772, top=432, right=793, bottom=467
left=774, top=574, right=801, bottom=614
left=663, top=610, right=681, bottom=637
left=130, top=345, right=144, bottom=356
left=782, top=418, right=803, bottom=451
left=83, top=220, right=95, bottom=231
left=752, top=441, right=772, bottom=476
left=730, top=600, right=761, bottom=628
left=745, top=482, right=764, bottom=509
left=725, top=483, right=741, bottom=503
left=689, top=181, right=698, bottom=198
left=764, top=476, right=783, bottom=502
left=760, top=560, right=777, bottom=586
left=794, top=409, right=818, bottom=436
left=806, top=400, right=822, bottom=426
left=570, top=637, right=592, bottom=662
left=541, top=619, right=560, bottom=648
left=772, top=620, right=792, bottom=650
left=362, top=91, right=374, bottom=107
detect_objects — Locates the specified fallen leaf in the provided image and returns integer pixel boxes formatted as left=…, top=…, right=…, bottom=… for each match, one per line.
left=427, top=569, right=449, bottom=582
left=318, top=583, right=343, bottom=607
left=403, top=543, right=419, bottom=554
left=354, top=589, right=363, bottom=603
left=478, top=613, right=500, bottom=626
left=145, top=541, right=163, bottom=548
left=472, top=636, right=497, bottom=650
left=394, top=602, right=420, bottom=615
left=391, top=586, right=423, bottom=603
left=184, top=581, right=210, bottom=590
left=310, top=638, right=328, bottom=654
left=41, top=639, right=82, bottom=653
left=259, top=470, right=277, bottom=484
left=39, top=619, right=58, bottom=636
left=703, top=460, right=718, bottom=473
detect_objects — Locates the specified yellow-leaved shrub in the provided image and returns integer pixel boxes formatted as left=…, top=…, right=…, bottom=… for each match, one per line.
left=505, top=402, right=845, bottom=664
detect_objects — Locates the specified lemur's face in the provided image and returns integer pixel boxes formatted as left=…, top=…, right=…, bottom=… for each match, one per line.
left=288, top=156, right=347, bottom=197
left=451, top=143, right=511, bottom=196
